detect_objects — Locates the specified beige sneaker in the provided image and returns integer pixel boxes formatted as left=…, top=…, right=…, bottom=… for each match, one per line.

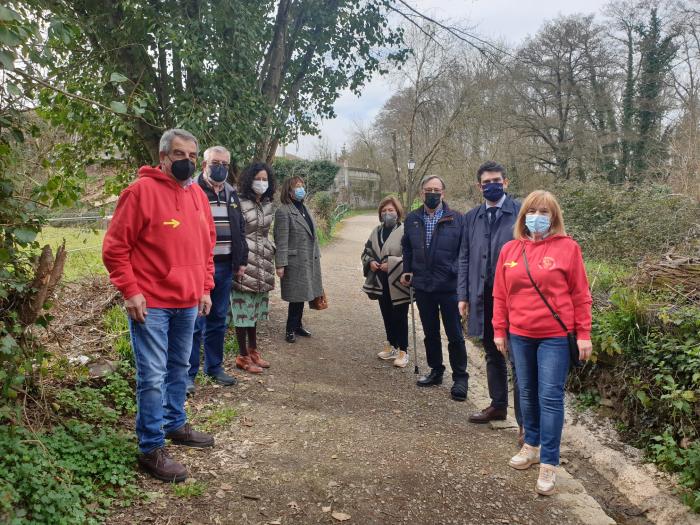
left=536, top=463, right=557, bottom=495
left=377, top=344, right=399, bottom=360
left=508, top=443, right=540, bottom=470
left=393, top=350, right=409, bottom=368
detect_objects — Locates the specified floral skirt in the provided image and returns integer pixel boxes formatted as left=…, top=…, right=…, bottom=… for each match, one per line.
left=230, top=290, right=270, bottom=327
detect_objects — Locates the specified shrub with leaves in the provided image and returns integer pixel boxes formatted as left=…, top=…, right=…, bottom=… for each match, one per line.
left=0, top=422, right=137, bottom=524
left=554, top=180, right=699, bottom=262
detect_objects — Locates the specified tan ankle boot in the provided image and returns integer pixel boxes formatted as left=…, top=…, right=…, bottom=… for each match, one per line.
left=249, top=348, right=270, bottom=368
left=235, top=355, right=263, bottom=374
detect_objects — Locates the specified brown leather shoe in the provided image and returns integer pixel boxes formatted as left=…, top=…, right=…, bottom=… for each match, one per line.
left=165, top=423, right=214, bottom=448
left=235, top=355, right=263, bottom=374
left=518, top=425, right=525, bottom=447
left=248, top=349, right=270, bottom=368
left=138, top=447, right=187, bottom=482
left=468, top=406, right=508, bottom=424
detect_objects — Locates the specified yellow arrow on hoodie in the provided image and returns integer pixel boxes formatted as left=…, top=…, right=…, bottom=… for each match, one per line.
left=163, top=219, right=180, bottom=228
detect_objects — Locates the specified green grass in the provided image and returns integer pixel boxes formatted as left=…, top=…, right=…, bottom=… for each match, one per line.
left=172, top=481, right=206, bottom=498
left=186, top=403, right=238, bottom=433
left=37, top=226, right=106, bottom=281
left=585, top=259, right=631, bottom=296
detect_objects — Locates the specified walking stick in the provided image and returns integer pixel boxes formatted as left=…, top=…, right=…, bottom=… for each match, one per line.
left=410, top=286, right=419, bottom=375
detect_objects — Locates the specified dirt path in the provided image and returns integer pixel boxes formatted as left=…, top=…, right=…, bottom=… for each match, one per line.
left=112, top=214, right=623, bottom=525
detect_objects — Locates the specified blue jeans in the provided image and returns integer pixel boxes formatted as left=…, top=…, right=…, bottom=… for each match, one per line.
left=414, top=290, right=468, bottom=381
left=190, top=262, right=233, bottom=380
left=509, top=334, right=569, bottom=465
left=129, top=306, right=198, bottom=453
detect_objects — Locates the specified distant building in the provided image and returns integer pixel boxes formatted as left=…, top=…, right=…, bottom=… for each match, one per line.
left=332, top=161, right=381, bottom=208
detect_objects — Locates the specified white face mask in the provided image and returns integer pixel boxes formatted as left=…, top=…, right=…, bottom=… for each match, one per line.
left=252, top=180, right=269, bottom=195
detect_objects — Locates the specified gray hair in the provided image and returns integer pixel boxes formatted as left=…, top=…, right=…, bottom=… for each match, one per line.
left=203, top=145, right=230, bottom=163
left=159, top=128, right=199, bottom=155
left=421, top=175, right=446, bottom=190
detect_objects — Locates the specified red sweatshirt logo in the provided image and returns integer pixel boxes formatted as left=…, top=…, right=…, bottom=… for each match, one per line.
left=539, top=256, right=556, bottom=270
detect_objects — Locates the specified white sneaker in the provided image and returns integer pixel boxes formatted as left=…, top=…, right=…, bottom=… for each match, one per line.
left=508, top=444, right=540, bottom=470
left=393, top=351, right=409, bottom=368
left=377, top=344, right=399, bottom=360
left=536, top=463, right=557, bottom=495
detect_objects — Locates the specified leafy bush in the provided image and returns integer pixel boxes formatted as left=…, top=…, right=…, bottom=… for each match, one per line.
left=103, top=367, right=136, bottom=416
left=103, top=306, right=132, bottom=366
left=554, top=180, right=699, bottom=262
left=271, top=158, right=339, bottom=194
left=0, top=422, right=137, bottom=524
left=55, top=386, right=119, bottom=424
left=575, top=277, right=700, bottom=509
left=649, top=430, right=700, bottom=512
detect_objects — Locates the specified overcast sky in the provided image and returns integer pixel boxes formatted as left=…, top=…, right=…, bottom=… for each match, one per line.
left=286, top=0, right=612, bottom=159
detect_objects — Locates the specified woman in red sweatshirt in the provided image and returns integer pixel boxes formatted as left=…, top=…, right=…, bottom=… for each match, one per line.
left=492, top=190, right=592, bottom=496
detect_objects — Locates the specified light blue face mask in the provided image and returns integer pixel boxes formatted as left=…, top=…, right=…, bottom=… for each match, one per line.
left=294, top=187, right=306, bottom=201
left=525, top=213, right=551, bottom=234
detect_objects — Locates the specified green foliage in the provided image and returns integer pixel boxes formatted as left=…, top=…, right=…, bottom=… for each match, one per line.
left=649, top=430, right=700, bottom=512
left=272, top=158, right=339, bottom=194
left=223, top=333, right=239, bottom=356
left=574, top=388, right=602, bottom=411
left=555, top=179, right=699, bottom=262
left=634, top=8, right=678, bottom=175
left=103, top=306, right=132, bottom=366
left=577, top=271, right=700, bottom=509
left=54, top=360, right=136, bottom=425
left=0, top=422, right=137, bottom=524
left=15, top=0, right=405, bottom=165
left=187, top=403, right=238, bottom=433
left=204, top=406, right=238, bottom=432
left=103, top=368, right=136, bottom=416
left=55, top=386, right=119, bottom=425
left=172, top=481, right=206, bottom=499
left=308, top=190, right=336, bottom=235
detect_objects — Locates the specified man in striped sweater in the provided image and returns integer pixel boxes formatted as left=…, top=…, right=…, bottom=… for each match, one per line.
left=188, top=146, right=248, bottom=393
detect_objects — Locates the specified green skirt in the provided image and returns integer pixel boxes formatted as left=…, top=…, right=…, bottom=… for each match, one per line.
left=230, top=290, right=270, bottom=327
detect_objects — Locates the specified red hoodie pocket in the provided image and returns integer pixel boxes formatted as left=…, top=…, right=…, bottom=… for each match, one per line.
left=508, top=291, right=564, bottom=335
left=153, top=264, right=204, bottom=305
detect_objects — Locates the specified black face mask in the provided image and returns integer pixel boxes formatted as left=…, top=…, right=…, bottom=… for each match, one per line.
left=208, top=164, right=228, bottom=183
left=424, top=192, right=441, bottom=210
left=169, top=157, right=195, bottom=181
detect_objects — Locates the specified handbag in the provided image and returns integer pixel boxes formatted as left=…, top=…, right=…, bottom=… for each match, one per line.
left=309, top=292, right=328, bottom=310
left=521, top=246, right=581, bottom=368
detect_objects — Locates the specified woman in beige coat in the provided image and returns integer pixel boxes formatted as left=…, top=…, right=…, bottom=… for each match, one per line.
left=361, top=196, right=410, bottom=367
left=231, top=162, right=276, bottom=373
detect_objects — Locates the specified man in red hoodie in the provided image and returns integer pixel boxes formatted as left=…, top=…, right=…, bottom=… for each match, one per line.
left=103, top=128, right=216, bottom=483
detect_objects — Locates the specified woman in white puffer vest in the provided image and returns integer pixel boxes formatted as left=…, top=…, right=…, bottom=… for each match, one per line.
left=230, top=162, right=276, bottom=374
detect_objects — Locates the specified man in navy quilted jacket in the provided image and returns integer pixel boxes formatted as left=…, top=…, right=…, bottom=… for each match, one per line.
left=400, top=176, right=468, bottom=401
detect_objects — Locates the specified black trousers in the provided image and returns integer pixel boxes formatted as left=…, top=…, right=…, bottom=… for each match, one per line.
left=415, top=290, right=468, bottom=382
left=377, top=273, right=409, bottom=351
left=286, top=301, right=305, bottom=332
left=484, top=285, right=521, bottom=424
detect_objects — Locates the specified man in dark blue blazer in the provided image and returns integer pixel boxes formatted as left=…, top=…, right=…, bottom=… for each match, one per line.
left=401, top=176, right=468, bottom=401
left=458, top=161, right=522, bottom=439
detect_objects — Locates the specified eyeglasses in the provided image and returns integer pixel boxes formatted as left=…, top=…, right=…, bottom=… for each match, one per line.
left=423, top=189, right=442, bottom=194
left=210, top=161, right=230, bottom=168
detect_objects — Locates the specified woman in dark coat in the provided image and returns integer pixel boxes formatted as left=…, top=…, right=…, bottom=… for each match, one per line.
left=231, top=162, right=276, bottom=373
left=273, top=176, right=324, bottom=343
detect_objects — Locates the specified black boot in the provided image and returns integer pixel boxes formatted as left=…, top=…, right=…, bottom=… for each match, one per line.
left=417, top=368, right=443, bottom=387
left=285, top=331, right=296, bottom=343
